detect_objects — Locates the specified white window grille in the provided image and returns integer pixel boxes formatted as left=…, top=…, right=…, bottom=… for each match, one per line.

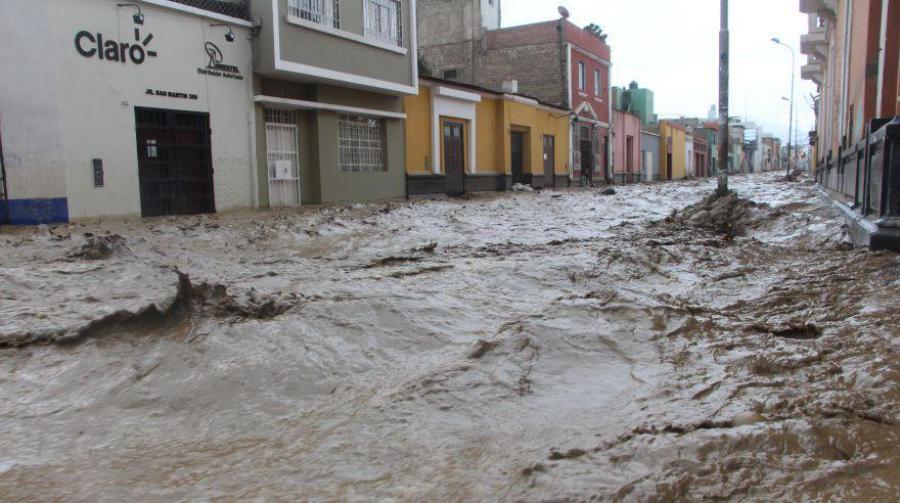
left=364, top=0, right=403, bottom=47
left=265, top=109, right=301, bottom=206
left=594, top=69, right=601, bottom=95
left=288, top=0, right=340, bottom=28
left=338, top=115, right=386, bottom=172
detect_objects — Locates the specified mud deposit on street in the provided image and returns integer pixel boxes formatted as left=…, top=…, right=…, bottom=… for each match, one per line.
left=1, top=174, right=898, bottom=500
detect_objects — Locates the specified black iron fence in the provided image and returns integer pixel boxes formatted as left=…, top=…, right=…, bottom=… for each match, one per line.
left=170, top=0, right=251, bottom=20
left=816, top=118, right=900, bottom=225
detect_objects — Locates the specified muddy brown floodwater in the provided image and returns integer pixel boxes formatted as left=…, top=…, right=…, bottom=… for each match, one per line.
left=0, top=174, right=898, bottom=501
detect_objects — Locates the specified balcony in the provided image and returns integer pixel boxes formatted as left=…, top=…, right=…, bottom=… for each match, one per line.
left=802, top=61, right=824, bottom=85
left=799, top=0, right=837, bottom=21
left=801, top=26, right=828, bottom=58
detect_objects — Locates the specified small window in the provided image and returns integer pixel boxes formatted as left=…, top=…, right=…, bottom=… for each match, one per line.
left=578, top=62, right=586, bottom=91
left=338, top=115, right=386, bottom=172
left=594, top=69, right=601, bottom=95
left=288, top=0, right=341, bottom=28
left=443, top=69, right=458, bottom=80
left=365, top=0, right=403, bottom=47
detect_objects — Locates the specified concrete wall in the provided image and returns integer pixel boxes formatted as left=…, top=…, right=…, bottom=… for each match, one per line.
left=640, top=131, right=660, bottom=181
left=1, top=0, right=256, bottom=222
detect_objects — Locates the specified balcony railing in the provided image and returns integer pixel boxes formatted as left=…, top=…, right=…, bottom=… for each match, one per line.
left=816, top=118, right=900, bottom=237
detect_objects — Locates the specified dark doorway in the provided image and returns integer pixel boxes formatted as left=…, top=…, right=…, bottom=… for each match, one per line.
left=666, top=153, right=673, bottom=180
left=511, top=131, right=527, bottom=185
left=580, top=136, right=593, bottom=184
left=543, top=135, right=555, bottom=188
left=135, top=107, right=215, bottom=217
left=443, top=119, right=465, bottom=196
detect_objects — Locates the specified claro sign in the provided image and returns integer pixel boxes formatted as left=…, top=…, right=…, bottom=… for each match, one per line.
left=75, top=28, right=158, bottom=65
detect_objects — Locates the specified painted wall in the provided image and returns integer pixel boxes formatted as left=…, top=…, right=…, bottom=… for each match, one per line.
left=640, top=131, right=660, bottom=181
left=405, top=86, right=433, bottom=175
left=276, top=0, right=414, bottom=87
left=0, top=0, right=256, bottom=222
left=475, top=98, right=503, bottom=174
left=403, top=82, right=569, bottom=182
left=501, top=99, right=569, bottom=176
left=612, top=110, right=641, bottom=178
left=658, top=123, right=686, bottom=180
left=317, top=112, right=406, bottom=203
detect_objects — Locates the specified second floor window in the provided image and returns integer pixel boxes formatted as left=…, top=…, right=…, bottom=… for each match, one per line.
left=578, top=62, right=586, bottom=91
left=365, top=0, right=403, bottom=47
left=594, top=69, right=601, bottom=95
left=289, top=0, right=341, bottom=29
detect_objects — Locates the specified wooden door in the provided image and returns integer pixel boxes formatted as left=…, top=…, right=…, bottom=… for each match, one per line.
left=443, top=120, right=465, bottom=196
left=543, top=135, right=555, bottom=188
left=511, top=131, right=526, bottom=185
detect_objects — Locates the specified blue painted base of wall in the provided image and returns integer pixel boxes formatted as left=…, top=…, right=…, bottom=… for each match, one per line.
left=0, top=198, right=69, bottom=225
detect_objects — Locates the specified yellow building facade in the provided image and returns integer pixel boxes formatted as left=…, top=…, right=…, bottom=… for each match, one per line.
left=658, top=122, right=688, bottom=180
left=405, top=79, right=570, bottom=196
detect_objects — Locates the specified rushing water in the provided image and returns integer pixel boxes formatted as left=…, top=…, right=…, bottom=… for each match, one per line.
left=1, top=174, right=898, bottom=501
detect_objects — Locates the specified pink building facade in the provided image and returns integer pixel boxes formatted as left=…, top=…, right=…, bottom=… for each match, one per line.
left=612, top=110, right=641, bottom=183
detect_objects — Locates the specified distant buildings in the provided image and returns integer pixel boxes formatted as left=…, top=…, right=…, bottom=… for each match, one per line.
left=417, top=0, right=613, bottom=184
left=612, top=82, right=656, bottom=126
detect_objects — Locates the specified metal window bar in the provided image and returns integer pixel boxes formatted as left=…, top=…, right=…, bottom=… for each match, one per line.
left=289, top=0, right=341, bottom=28
left=265, top=110, right=301, bottom=206
left=169, top=0, right=251, bottom=20
left=338, top=115, right=386, bottom=173
left=364, top=0, right=402, bottom=47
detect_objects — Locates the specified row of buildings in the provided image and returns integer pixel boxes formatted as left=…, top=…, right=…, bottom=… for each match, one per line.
left=798, top=0, right=900, bottom=249
left=0, top=0, right=777, bottom=224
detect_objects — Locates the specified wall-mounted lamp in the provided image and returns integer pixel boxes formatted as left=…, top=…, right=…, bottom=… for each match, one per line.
left=210, top=23, right=235, bottom=43
left=117, top=3, right=144, bottom=25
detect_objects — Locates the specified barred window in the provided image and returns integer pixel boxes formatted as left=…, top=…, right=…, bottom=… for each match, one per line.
left=338, top=115, right=386, bottom=172
left=288, top=0, right=340, bottom=29
left=364, top=0, right=403, bottom=47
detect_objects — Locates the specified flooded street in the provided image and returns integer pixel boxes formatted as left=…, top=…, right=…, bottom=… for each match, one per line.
left=1, top=174, right=898, bottom=501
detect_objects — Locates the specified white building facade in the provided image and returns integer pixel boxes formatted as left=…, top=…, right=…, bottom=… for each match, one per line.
left=0, top=0, right=256, bottom=223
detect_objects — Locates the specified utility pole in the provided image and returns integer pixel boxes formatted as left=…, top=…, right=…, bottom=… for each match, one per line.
left=717, top=0, right=729, bottom=196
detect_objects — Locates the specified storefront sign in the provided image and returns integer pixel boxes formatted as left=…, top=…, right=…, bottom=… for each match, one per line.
left=145, top=89, right=199, bottom=101
left=75, top=28, right=157, bottom=65
left=197, top=42, right=243, bottom=80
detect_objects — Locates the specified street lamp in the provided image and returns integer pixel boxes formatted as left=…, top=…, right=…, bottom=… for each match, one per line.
left=772, top=37, right=796, bottom=177
left=782, top=96, right=800, bottom=171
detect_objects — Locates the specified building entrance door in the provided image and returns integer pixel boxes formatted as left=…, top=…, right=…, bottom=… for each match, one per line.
left=580, top=138, right=593, bottom=184
left=265, top=110, right=301, bottom=206
left=511, top=131, right=527, bottom=185
left=543, top=135, right=555, bottom=188
left=135, top=107, right=215, bottom=217
left=443, top=119, right=465, bottom=196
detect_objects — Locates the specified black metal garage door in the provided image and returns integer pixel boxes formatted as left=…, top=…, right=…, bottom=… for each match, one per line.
left=135, top=107, right=215, bottom=217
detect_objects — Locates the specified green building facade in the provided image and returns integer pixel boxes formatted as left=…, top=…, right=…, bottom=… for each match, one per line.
left=612, top=81, right=655, bottom=126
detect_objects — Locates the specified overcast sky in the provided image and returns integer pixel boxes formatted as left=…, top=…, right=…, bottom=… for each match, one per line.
left=501, top=0, right=816, bottom=144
